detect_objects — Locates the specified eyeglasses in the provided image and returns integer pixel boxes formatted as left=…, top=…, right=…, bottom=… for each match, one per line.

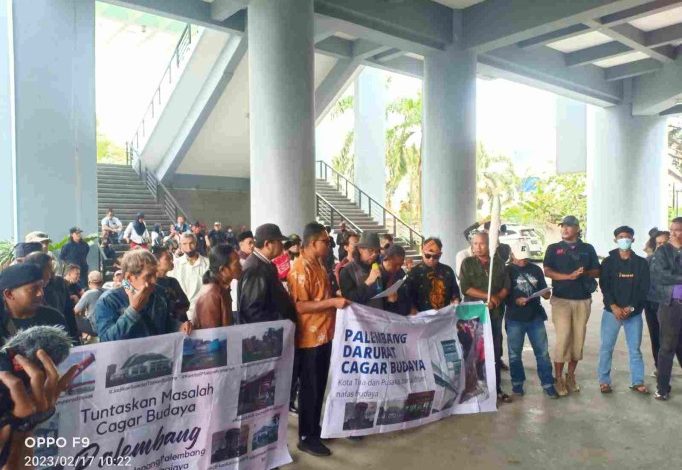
left=424, top=253, right=442, bottom=260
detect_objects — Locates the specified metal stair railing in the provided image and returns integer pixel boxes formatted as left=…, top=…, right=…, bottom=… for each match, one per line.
left=127, top=148, right=193, bottom=225
left=316, top=194, right=364, bottom=235
left=125, top=23, right=202, bottom=163
left=316, top=160, right=424, bottom=250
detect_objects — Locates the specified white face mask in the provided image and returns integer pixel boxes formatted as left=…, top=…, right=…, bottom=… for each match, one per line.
left=616, top=238, right=633, bottom=251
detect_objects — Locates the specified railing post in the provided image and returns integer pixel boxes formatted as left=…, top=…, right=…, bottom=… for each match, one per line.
left=383, top=209, right=386, bottom=229
left=393, top=217, right=397, bottom=237
left=330, top=209, right=334, bottom=229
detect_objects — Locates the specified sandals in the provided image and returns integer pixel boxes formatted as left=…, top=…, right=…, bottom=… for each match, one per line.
left=600, top=384, right=613, bottom=394
left=629, top=384, right=650, bottom=394
left=497, top=392, right=512, bottom=403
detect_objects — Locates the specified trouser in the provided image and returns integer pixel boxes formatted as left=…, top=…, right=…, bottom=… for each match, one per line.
left=597, top=310, right=644, bottom=386
left=506, top=319, right=554, bottom=389
left=296, top=342, right=332, bottom=440
left=550, top=297, right=591, bottom=362
left=657, top=301, right=682, bottom=394
left=491, top=314, right=503, bottom=393
left=644, top=300, right=682, bottom=367
left=290, top=352, right=300, bottom=408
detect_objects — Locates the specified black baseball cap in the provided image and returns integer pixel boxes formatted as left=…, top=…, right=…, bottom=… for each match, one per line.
left=559, top=215, right=580, bottom=227
left=237, top=230, right=254, bottom=242
left=613, top=225, right=635, bottom=237
left=69, top=226, right=83, bottom=234
left=255, top=223, right=287, bottom=243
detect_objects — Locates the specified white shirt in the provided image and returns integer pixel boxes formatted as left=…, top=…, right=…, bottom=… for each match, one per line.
left=455, top=246, right=473, bottom=280
left=168, top=254, right=209, bottom=322
left=101, top=216, right=122, bottom=232
left=123, top=222, right=150, bottom=244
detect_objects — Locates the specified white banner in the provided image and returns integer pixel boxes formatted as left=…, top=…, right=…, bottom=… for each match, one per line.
left=33, top=320, right=294, bottom=470
left=321, top=302, right=496, bottom=438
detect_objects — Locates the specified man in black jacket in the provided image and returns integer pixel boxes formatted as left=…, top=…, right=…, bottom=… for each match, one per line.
left=597, top=226, right=650, bottom=394
left=59, top=227, right=90, bottom=286
left=650, top=216, right=682, bottom=400
left=236, top=223, right=297, bottom=324
left=339, top=232, right=383, bottom=309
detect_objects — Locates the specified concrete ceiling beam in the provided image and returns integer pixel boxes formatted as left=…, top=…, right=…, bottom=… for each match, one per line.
left=604, top=57, right=663, bottom=80
left=210, top=0, right=249, bottom=22
left=565, top=41, right=633, bottom=67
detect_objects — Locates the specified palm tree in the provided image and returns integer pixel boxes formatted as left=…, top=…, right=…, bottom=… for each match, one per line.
left=476, top=143, right=519, bottom=216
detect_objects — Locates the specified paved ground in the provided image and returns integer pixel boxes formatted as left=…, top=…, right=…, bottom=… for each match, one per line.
left=286, top=292, right=682, bottom=469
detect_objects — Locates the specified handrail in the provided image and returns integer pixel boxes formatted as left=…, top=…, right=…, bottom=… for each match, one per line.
left=316, top=160, right=424, bottom=249
left=127, top=147, right=193, bottom=224
left=126, top=23, right=202, bottom=161
left=315, top=194, right=363, bottom=235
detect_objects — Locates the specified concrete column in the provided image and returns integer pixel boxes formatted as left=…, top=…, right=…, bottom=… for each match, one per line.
left=354, top=67, right=386, bottom=207
left=556, top=96, right=587, bottom=174
left=0, top=0, right=96, bottom=243
left=586, top=104, right=667, bottom=256
left=422, top=48, right=477, bottom=267
left=248, top=0, right=315, bottom=234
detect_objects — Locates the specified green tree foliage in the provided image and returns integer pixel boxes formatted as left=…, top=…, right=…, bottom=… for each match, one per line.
left=330, top=96, right=355, bottom=180
left=97, top=121, right=126, bottom=164
left=476, top=143, right=519, bottom=216
left=670, top=124, right=682, bottom=172
left=503, top=173, right=587, bottom=232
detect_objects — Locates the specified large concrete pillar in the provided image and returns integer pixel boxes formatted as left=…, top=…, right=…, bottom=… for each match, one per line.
left=556, top=96, right=587, bottom=174
left=248, top=0, right=315, bottom=234
left=0, top=0, right=96, bottom=243
left=586, top=104, right=667, bottom=256
left=422, top=49, right=477, bottom=267
left=354, top=67, right=386, bottom=207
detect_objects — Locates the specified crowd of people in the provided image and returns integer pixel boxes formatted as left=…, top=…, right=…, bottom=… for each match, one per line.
left=3, top=209, right=682, bottom=466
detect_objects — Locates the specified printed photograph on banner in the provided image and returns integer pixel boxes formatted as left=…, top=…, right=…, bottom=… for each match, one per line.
left=343, top=402, right=377, bottom=430
left=457, top=319, right=490, bottom=403
left=242, top=327, right=284, bottom=363
left=251, top=413, right=281, bottom=451
left=60, top=351, right=96, bottom=396
left=238, top=368, right=277, bottom=415
left=182, top=335, right=228, bottom=372
left=105, top=351, right=173, bottom=388
left=211, top=423, right=250, bottom=463
left=377, top=391, right=435, bottom=425
left=429, top=338, right=463, bottom=412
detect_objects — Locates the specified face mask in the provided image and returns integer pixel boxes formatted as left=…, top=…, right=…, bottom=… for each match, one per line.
left=616, top=238, right=633, bottom=251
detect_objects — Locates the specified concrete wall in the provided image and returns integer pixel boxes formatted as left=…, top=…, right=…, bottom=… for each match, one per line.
left=1, top=0, right=97, bottom=249
left=170, top=188, right=250, bottom=229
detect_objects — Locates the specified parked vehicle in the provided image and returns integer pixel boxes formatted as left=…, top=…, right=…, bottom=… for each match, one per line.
left=499, top=224, right=544, bottom=258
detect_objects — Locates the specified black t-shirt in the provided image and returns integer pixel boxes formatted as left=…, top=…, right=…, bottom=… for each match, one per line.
left=506, top=263, right=548, bottom=322
left=543, top=240, right=599, bottom=300
left=208, top=229, right=228, bottom=247
left=0, top=306, right=68, bottom=347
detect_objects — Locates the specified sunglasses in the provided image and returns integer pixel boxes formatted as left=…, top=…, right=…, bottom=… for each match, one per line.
left=424, top=253, right=441, bottom=260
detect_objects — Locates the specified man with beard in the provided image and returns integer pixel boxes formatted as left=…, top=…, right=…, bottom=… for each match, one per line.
left=168, top=233, right=209, bottom=323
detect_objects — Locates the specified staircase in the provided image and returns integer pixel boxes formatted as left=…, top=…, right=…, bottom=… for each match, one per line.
left=97, top=164, right=175, bottom=280
left=314, top=162, right=423, bottom=261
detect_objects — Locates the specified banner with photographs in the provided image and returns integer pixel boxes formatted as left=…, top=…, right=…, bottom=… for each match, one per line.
left=321, top=302, right=496, bottom=438
left=34, top=320, right=294, bottom=470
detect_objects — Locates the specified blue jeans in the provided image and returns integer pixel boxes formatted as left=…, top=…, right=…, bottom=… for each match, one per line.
left=597, top=310, right=644, bottom=386
left=506, top=319, right=555, bottom=389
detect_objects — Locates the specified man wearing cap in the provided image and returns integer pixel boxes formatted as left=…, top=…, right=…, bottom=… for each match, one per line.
left=12, top=242, right=43, bottom=264
left=59, top=227, right=90, bottom=287
left=25, top=231, right=51, bottom=253
left=74, top=271, right=106, bottom=340
left=207, top=222, right=228, bottom=249
left=168, top=233, right=209, bottom=322
left=237, top=230, right=255, bottom=266
left=339, top=232, right=384, bottom=309
left=543, top=215, right=600, bottom=397
left=101, top=209, right=122, bottom=244
left=236, top=224, right=297, bottom=324
left=598, top=226, right=650, bottom=395
left=0, top=264, right=68, bottom=347
left=406, top=237, right=461, bottom=312
left=460, top=232, right=511, bottom=403
left=505, top=242, right=557, bottom=398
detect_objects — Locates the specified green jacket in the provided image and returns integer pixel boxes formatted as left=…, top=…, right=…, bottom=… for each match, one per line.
left=459, top=254, right=509, bottom=318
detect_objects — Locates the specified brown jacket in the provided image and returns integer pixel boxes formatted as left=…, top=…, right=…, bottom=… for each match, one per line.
left=193, top=283, right=232, bottom=329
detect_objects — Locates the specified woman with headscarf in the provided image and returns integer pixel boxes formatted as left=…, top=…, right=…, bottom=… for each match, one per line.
left=123, top=212, right=151, bottom=249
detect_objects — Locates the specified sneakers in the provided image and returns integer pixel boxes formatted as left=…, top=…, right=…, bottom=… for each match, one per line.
left=544, top=385, right=560, bottom=399
left=512, top=384, right=525, bottom=395
left=298, top=438, right=332, bottom=457
left=654, top=390, right=670, bottom=401
left=555, top=376, right=569, bottom=397
left=565, top=373, right=580, bottom=393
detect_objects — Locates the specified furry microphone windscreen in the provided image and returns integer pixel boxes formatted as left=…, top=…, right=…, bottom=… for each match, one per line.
left=1, top=325, right=72, bottom=368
